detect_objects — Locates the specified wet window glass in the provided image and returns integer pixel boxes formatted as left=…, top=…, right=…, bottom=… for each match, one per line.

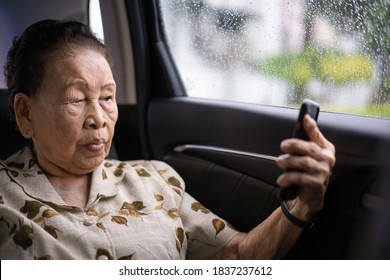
left=159, top=0, right=390, bottom=118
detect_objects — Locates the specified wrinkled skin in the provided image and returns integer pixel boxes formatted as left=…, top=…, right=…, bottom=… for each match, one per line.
left=14, top=48, right=118, bottom=177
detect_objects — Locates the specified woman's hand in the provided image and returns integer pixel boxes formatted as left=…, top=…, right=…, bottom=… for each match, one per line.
left=276, top=114, right=336, bottom=220
left=212, top=115, right=336, bottom=259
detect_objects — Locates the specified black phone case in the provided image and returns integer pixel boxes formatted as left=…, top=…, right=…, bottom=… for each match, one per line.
left=279, top=99, right=320, bottom=201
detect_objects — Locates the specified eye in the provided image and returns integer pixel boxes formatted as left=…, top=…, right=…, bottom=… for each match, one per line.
left=102, top=95, right=113, bottom=102
left=72, top=99, right=85, bottom=104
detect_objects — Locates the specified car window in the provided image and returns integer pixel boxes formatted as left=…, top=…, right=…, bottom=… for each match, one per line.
left=88, top=0, right=137, bottom=105
left=89, top=0, right=105, bottom=42
left=159, top=0, right=390, bottom=118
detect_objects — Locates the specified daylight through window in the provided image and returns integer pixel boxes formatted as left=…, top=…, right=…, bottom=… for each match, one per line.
left=159, top=0, right=390, bottom=118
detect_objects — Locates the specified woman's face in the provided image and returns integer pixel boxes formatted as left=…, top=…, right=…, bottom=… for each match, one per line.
left=29, top=48, right=118, bottom=175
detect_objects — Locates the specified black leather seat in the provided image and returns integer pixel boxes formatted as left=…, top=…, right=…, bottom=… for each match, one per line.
left=0, top=88, right=29, bottom=160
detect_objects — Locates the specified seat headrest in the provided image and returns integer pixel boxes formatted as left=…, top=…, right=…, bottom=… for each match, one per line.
left=0, top=89, right=29, bottom=160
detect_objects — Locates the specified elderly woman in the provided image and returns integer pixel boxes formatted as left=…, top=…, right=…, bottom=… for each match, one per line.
left=0, top=20, right=335, bottom=260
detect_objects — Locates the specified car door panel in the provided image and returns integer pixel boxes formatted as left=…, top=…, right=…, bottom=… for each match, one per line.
left=164, top=151, right=280, bottom=232
left=146, top=96, right=388, bottom=259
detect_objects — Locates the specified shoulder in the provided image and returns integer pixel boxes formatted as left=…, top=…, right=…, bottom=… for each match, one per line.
left=123, top=159, right=177, bottom=172
left=103, top=159, right=178, bottom=176
left=103, top=158, right=185, bottom=193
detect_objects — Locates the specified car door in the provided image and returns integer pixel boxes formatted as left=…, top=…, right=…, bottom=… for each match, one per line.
left=117, top=0, right=390, bottom=259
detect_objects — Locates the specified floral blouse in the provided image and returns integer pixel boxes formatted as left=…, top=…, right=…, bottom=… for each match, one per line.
left=0, top=147, right=238, bottom=260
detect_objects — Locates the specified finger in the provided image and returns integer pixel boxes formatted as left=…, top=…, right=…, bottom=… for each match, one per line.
left=276, top=154, right=331, bottom=175
left=304, top=115, right=335, bottom=153
left=322, top=147, right=336, bottom=168
left=289, top=115, right=336, bottom=168
left=277, top=171, right=326, bottom=190
left=280, top=139, right=336, bottom=173
left=280, top=139, right=324, bottom=161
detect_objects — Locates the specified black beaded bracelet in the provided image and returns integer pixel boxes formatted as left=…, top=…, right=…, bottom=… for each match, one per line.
left=280, top=201, right=316, bottom=229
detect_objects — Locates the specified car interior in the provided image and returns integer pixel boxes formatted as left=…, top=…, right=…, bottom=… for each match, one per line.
left=1, top=0, right=390, bottom=259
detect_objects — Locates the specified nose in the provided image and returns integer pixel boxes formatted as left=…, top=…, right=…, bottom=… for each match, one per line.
left=84, top=102, right=106, bottom=129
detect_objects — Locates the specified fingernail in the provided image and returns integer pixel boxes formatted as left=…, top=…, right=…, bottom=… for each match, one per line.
left=277, top=176, right=286, bottom=186
left=276, top=155, right=286, bottom=168
left=281, top=141, right=291, bottom=149
left=306, top=115, right=316, bottom=127
left=277, top=154, right=288, bottom=161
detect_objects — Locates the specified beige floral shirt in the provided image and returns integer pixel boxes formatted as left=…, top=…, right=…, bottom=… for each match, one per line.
left=0, top=147, right=238, bottom=260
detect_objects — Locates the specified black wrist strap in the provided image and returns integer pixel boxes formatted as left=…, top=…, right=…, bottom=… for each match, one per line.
left=281, top=201, right=316, bottom=229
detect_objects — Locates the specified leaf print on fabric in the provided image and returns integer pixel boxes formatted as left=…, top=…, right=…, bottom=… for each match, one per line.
left=42, top=209, right=59, bottom=218
left=117, top=209, right=128, bottom=216
left=98, top=212, right=111, bottom=220
left=168, top=177, right=182, bottom=190
left=118, top=209, right=146, bottom=220
left=136, top=168, right=151, bottom=177
left=13, top=224, right=33, bottom=250
left=104, top=162, right=113, bottom=168
left=33, top=217, right=44, bottom=223
left=172, top=188, right=182, bottom=196
left=121, top=201, right=147, bottom=211
left=168, top=208, right=180, bottom=219
left=175, top=240, right=181, bottom=254
left=167, top=176, right=183, bottom=196
left=154, top=194, right=164, bottom=210
left=118, top=253, right=135, bottom=260
left=34, top=255, right=52, bottom=260
left=155, top=204, right=164, bottom=210
left=102, top=169, right=108, bottom=180
left=44, top=225, right=60, bottom=239
left=212, top=219, right=226, bottom=237
left=114, top=168, right=123, bottom=177
left=111, top=215, right=128, bottom=226
left=175, top=227, right=185, bottom=253
left=130, top=201, right=146, bottom=211
left=10, top=170, right=19, bottom=177
left=28, top=159, right=36, bottom=169
left=96, top=222, right=106, bottom=231
left=191, top=202, right=210, bottom=214
left=158, top=169, right=167, bottom=175
left=96, top=248, right=113, bottom=260
left=86, top=208, right=99, bottom=216
left=20, top=200, right=42, bottom=219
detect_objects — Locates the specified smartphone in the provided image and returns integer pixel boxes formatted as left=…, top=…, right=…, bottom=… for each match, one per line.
left=279, top=99, right=320, bottom=201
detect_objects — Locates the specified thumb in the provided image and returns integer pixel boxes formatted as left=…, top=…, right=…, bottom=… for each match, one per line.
left=304, top=114, right=336, bottom=166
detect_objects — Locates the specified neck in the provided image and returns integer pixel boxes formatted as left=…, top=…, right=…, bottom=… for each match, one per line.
left=32, top=145, right=92, bottom=208
left=48, top=174, right=92, bottom=209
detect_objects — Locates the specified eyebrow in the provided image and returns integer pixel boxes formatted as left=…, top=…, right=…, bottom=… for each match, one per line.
left=63, top=79, right=116, bottom=90
left=63, top=79, right=87, bottom=90
left=101, top=82, right=117, bottom=89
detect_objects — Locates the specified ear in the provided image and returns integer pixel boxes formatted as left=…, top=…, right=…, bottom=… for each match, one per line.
left=14, top=93, right=33, bottom=139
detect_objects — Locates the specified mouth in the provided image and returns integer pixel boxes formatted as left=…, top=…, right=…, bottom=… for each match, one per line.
left=85, top=140, right=106, bottom=153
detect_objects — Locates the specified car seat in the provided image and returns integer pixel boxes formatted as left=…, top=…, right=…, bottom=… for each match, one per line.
left=0, top=88, right=29, bottom=159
